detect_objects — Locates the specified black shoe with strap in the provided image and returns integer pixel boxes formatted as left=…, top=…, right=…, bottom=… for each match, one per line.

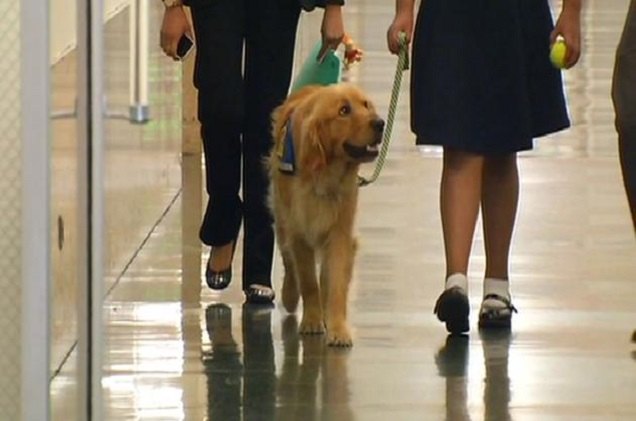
left=434, top=287, right=470, bottom=334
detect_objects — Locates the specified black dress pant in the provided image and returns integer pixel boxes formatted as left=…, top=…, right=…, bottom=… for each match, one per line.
left=190, top=0, right=300, bottom=288
left=613, top=0, right=636, bottom=229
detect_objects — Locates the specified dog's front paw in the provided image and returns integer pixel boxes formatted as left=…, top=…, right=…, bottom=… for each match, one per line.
left=299, top=316, right=326, bottom=335
left=327, top=324, right=353, bottom=347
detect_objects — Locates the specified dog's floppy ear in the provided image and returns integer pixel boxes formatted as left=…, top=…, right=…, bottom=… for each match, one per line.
left=271, top=101, right=294, bottom=149
left=300, top=116, right=329, bottom=172
left=271, top=86, right=321, bottom=151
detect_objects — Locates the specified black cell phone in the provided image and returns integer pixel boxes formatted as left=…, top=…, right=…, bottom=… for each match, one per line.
left=176, top=34, right=194, bottom=60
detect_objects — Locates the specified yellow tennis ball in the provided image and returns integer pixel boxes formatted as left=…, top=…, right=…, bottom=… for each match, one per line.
left=550, top=40, right=567, bottom=69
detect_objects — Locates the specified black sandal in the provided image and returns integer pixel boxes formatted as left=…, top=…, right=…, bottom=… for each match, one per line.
left=478, top=294, right=518, bottom=329
left=244, top=284, right=276, bottom=305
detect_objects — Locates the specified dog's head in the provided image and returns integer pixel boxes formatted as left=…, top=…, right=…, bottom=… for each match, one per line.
left=273, top=84, right=384, bottom=173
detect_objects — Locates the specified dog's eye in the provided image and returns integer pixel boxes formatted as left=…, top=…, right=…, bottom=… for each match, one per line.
left=363, top=100, right=369, bottom=109
left=339, top=103, right=352, bottom=116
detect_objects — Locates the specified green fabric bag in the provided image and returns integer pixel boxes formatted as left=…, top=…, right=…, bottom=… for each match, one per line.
left=290, top=42, right=342, bottom=93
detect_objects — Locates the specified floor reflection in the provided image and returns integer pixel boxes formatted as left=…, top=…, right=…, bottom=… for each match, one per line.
left=181, top=153, right=202, bottom=308
left=480, top=330, right=513, bottom=421
left=436, top=335, right=471, bottom=421
left=278, top=316, right=353, bottom=421
left=204, top=304, right=247, bottom=420
left=203, top=305, right=353, bottom=421
left=436, top=331, right=513, bottom=421
left=204, top=303, right=278, bottom=420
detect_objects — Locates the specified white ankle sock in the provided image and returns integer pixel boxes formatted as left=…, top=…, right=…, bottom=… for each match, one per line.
left=445, top=273, right=468, bottom=293
left=482, top=278, right=511, bottom=309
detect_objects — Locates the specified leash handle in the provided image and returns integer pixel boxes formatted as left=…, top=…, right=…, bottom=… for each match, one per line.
left=358, top=32, right=409, bottom=187
left=397, top=31, right=410, bottom=70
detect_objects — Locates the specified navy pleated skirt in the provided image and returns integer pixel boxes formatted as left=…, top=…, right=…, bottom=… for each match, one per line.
left=410, top=0, right=570, bottom=154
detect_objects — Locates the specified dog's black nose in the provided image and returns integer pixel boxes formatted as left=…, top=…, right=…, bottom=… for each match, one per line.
left=371, top=118, right=385, bottom=133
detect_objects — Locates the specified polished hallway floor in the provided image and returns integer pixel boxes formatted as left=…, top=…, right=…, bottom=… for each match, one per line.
left=102, top=135, right=636, bottom=421
left=99, top=148, right=636, bottom=420
left=53, top=0, right=636, bottom=420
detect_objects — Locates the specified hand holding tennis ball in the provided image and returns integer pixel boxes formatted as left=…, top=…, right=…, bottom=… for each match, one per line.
left=550, top=39, right=567, bottom=69
left=549, top=5, right=582, bottom=70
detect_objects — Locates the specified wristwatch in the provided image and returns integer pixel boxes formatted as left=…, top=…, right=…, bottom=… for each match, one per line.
left=161, top=0, right=182, bottom=7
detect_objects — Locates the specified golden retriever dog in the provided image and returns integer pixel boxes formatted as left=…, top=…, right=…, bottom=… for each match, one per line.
left=267, top=84, right=384, bottom=347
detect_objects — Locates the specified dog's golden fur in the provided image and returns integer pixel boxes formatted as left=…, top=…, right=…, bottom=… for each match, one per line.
left=267, top=84, right=383, bottom=347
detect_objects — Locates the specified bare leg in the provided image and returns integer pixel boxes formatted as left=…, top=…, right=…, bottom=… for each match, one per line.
left=435, top=149, right=483, bottom=334
left=481, top=154, right=519, bottom=280
left=440, top=148, right=485, bottom=276
left=478, top=154, right=519, bottom=328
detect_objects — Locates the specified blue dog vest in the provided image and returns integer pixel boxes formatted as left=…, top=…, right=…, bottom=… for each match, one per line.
left=278, top=120, right=296, bottom=174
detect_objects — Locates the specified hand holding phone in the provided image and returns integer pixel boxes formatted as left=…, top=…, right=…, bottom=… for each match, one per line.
left=160, top=6, right=192, bottom=60
left=176, top=34, right=194, bottom=60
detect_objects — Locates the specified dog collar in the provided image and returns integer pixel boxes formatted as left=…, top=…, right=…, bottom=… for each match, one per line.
left=278, top=120, right=296, bottom=175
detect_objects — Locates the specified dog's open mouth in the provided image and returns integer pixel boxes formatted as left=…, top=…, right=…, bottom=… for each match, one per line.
left=343, top=141, right=380, bottom=161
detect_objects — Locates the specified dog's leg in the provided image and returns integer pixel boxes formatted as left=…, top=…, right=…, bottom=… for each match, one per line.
left=324, top=235, right=356, bottom=347
left=291, top=237, right=325, bottom=334
left=274, top=221, right=300, bottom=313
left=281, top=251, right=300, bottom=313
left=319, top=260, right=330, bottom=318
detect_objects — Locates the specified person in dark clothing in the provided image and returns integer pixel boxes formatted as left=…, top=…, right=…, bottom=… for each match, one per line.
left=159, top=0, right=345, bottom=303
left=613, top=0, right=636, bottom=233
left=611, top=0, right=636, bottom=347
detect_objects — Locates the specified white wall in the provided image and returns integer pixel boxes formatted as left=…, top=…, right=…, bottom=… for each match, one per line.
left=0, top=1, right=23, bottom=418
left=50, top=0, right=129, bottom=63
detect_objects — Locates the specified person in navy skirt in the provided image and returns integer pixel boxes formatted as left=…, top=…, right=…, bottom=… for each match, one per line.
left=387, top=0, right=582, bottom=333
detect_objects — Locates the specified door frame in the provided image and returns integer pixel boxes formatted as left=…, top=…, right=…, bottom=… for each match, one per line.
left=21, top=0, right=51, bottom=419
left=77, top=0, right=104, bottom=418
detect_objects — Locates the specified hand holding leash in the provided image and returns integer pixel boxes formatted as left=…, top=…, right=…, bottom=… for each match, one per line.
left=358, top=32, right=409, bottom=187
left=387, top=11, right=414, bottom=55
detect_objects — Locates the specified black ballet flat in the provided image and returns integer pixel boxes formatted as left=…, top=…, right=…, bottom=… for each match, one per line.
left=205, top=265, right=232, bottom=290
left=205, top=242, right=237, bottom=290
